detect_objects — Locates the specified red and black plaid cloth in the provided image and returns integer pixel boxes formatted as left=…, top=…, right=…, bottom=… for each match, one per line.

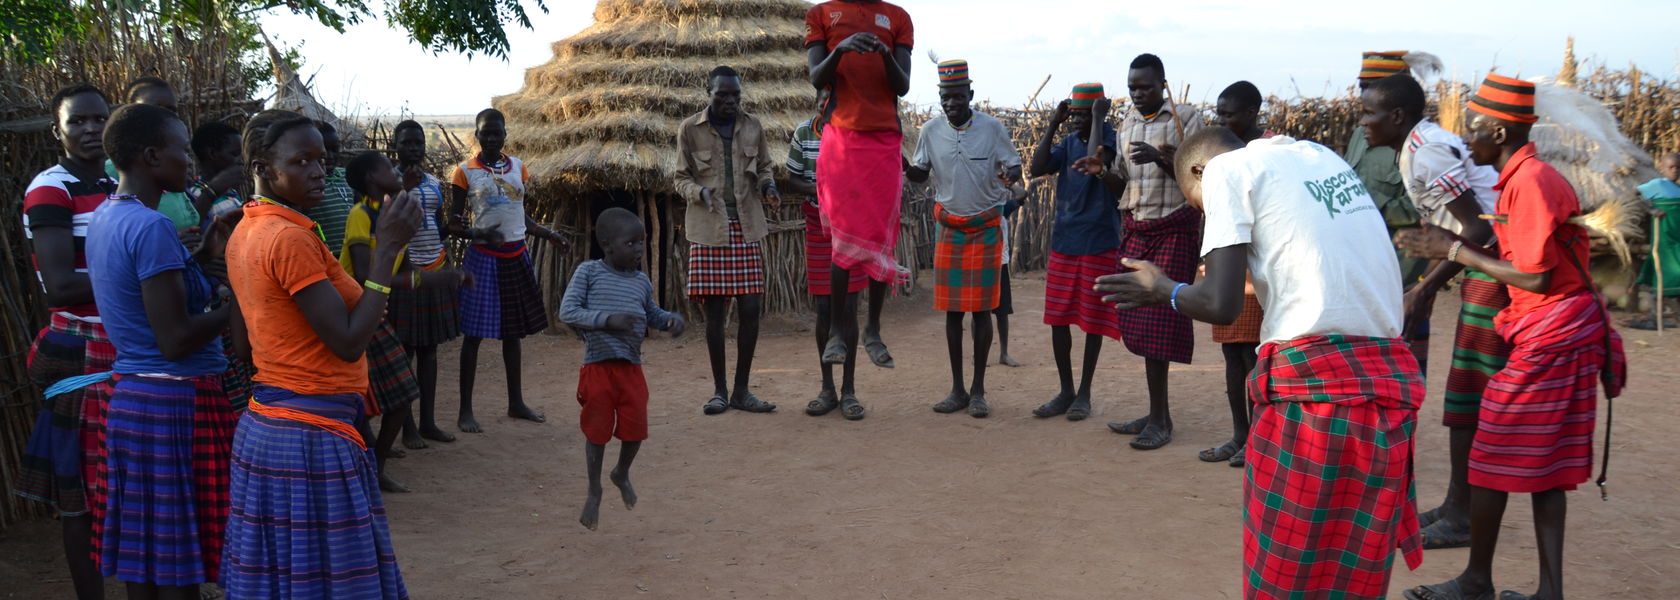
left=18, top=314, right=113, bottom=565
left=932, top=204, right=1003, bottom=313
left=687, top=218, right=765, bottom=298
left=1244, top=335, right=1425, bottom=600
left=1043, top=250, right=1123, bottom=340
left=364, top=322, right=419, bottom=417
left=804, top=200, right=869, bottom=296
left=1117, top=206, right=1202, bottom=363
left=1213, top=294, right=1264, bottom=344
left=1471, top=291, right=1623, bottom=493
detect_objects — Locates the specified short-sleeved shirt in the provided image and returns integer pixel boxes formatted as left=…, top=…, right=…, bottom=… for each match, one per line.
left=804, top=1, right=914, bottom=132
left=1200, top=136, right=1403, bottom=344
left=104, top=159, right=198, bottom=231
left=1111, top=103, right=1204, bottom=220
left=405, top=172, right=448, bottom=268
left=226, top=199, right=368, bottom=396
left=450, top=154, right=530, bottom=243
left=1398, top=120, right=1499, bottom=233
left=787, top=119, right=822, bottom=194
left=86, top=196, right=224, bottom=376
left=337, top=195, right=403, bottom=277
left=1491, top=143, right=1591, bottom=327
left=304, top=167, right=355, bottom=256
left=558, top=260, right=678, bottom=365
left=1047, top=126, right=1122, bottom=255
left=190, top=177, right=244, bottom=229
left=911, top=111, right=1022, bottom=217
left=23, top=160, right=115, bottom=318
left=1344, top=127, right=1416, bottom=230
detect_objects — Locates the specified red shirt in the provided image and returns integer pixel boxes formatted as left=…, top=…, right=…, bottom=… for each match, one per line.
left=22, top=160, right=115, bottom=318
left=805, top=0, right=913, bottom=132
left=1491, top=142, right=1591, bottom=328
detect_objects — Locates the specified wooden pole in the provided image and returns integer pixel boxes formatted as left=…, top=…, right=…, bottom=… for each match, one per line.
left=1027, top=74, right=1052, bottom=109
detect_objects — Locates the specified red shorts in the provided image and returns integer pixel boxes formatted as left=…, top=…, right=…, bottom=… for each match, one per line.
left=576, top=361, right=649, bottom=445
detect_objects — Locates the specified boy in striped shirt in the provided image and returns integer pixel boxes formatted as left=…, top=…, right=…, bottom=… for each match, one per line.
left=560, top=208, right=687, bottom=531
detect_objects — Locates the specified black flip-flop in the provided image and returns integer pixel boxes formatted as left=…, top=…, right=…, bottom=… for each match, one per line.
left=1129, top=423, right=1173, bottom=451
left=821, top=335, right=847, bottom=365
left=862, top=332, right=895, bottom=368
left=731, top=393, right=777, bottom=413
left=702, top=394, right=729, bottom=415
left=1420, top=518, right=1472, bottom=550
left=1067, top=396, right=1091, bottom=421
left=840, top=394, right=865, bottom=421
left=967, top=394, right=990, bottom=418
left=1228, top=447, right=1245, bottom=468
left=1107, top=416, right=1148, bottom=435
left=806, top=389, right=839, bottom=416
left=932, top=392, right=970, bottom=414
left=1497, top=592, right=1533, bottom=600
left=1033, top=393, right=1074, bottom=418
left=1198, top=439, right=1242, bottom=463
left=1418, top=507, right=1443, bottom=530
left=1403, top=580, right=1493, bottom=600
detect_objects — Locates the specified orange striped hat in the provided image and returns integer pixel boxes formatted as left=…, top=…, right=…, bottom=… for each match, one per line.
left=1359, top=51, right=1408, bottom=79
left=937, top=59, right=971, bottom=87
left=1468, top=73, right=1539, bottom=124
left=1070, top=83, right=1104, bottom=110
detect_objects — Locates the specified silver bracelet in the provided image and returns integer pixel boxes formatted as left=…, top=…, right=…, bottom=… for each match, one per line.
left=1447, top=240, right=1464, bottom=263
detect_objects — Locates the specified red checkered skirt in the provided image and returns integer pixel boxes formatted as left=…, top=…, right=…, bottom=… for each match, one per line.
left=805, top=200, right=870, bottom=296
left=687, top=219, right=765, bottom=298
left=1244, top=335, right=1424, bottom=600
left=932, top=204, right=1003, bottom=313
left=1213, top=294, right=1264, bottom=344
left=1043, top=250, right=1122, bottom=339
left=364, top=322, right=419, bottom=416
left=1117, top=207, right=1202, bottom=363
left=1470, top=292, right=1620, bottom=493
left=18, top=314, right=113, bottom=564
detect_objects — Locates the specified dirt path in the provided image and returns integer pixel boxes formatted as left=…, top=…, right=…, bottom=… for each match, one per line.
left=5, top=271, right=1676, bottom=598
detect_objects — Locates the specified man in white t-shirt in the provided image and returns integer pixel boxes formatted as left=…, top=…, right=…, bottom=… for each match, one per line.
left=1095, top=128, right=1423, bottom=600
left=1361, top=73, right=1512, bottom=549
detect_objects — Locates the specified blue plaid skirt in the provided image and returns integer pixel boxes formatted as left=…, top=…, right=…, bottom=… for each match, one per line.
left=458, top=242, right=548, bottom=339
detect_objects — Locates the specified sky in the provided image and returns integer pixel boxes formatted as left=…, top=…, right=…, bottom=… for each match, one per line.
left=260, top=0, right=1679, bottom=117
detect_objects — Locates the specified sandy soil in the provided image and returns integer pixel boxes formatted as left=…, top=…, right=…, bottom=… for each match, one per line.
left=5, top=270, right=1677, bottom=599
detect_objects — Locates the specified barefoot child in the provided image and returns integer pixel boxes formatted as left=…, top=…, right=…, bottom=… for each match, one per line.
left=450, top=108, right=569, bottom=433
left=388, top=120, right=465, bottom=447
left=560, top=208, right=687, bottom=530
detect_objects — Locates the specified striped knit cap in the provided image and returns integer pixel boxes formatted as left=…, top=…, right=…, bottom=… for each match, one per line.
left=1360, top=51, right=1408, bottom=79
left=1070, top=83, right=1104, bottom=110
left=1468, top=73, right=1539, bottom=124
left=937, top=59, right=971, bottom=87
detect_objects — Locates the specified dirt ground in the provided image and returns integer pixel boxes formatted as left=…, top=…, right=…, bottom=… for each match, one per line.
left=4, top=270, right=1677, bottom=599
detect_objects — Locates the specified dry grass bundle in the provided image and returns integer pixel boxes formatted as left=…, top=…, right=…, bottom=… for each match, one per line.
left=594, top=0, right=808, bottom=22
left=530, top=51, right=810, bottom=91
left=557, top=16, right=804, bottom=61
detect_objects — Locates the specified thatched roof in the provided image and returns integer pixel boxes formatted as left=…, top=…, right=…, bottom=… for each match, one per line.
left=496, top=0, right=816, bottom=195
left=1530, top=77, right=1660, bottom=210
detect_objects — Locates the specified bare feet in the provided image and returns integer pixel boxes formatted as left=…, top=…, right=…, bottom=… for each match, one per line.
left=999, top=353, right=1021, bottom=367
left=401, top=430, right=428, bottom=450
left=580, top=488, right=602, bottom=531
left=379, top=471, right=411, bottom=494
left=458, top=415, right=483, bottom=434
left=508, top=403, right=546, bottom=423
left=610, top=468, right=637, bottom=510
left=420, top=425, right=457, bottom=442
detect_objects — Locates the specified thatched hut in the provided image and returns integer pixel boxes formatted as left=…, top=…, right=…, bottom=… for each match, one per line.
left=495, top=0, right=924, bottom=317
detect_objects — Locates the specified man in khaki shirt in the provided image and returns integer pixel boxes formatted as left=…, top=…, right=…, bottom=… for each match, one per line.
left=673, top=65, right=781, bottom=416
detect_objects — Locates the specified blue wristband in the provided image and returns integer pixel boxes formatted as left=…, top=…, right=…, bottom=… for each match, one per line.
left=1169, top=282, right=1189, bottom=313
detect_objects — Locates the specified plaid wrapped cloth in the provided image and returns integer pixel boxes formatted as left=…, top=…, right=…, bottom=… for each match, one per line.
left=687, top=218, right=766, bottom=298
left=387, top=264, right=461, bottom=347
left=224, top=385, right=408, bottom=600
left=17, top=314, right=113, bottom=545
left=459, top=241, right=549, bottom=340
left=932, top=204, right=1003, bottom=312
left=804, top=200, right=869, bottom=296
left=1213, top=294, right=1264, bottom=344
left=1117, top=207, right=1202, bottom=363
left=816, top=126, right=910, bottom=284
left=1471, top=292, right=1623, bottom=493
left=1442, top=271, right=1513, bottom=427
left=365, top=322, right=419, bottom=416
left=100, top=373, right=234, bottom=585
left=1044, top=250, right=1123, bottom=340
left=1244, top=335, right=1425, bottom=600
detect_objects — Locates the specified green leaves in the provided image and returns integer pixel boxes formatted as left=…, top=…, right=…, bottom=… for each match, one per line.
left=383, top=0, right=547, bottom=60
left=2, top=0, right=90, bottom=65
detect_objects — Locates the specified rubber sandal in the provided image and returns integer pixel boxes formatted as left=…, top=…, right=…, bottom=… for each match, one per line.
left=1420, top=518, right=1472, bottom=550
left=1198, top=439, right=1242, bottom=462
left=1128, top=423, right=1173, bottom=450
left=932, top=392, right=970, bottom=414
left=702, top=394, right=729, bottom=415
left=731, top=393, right=777, bottom=413
left=840, top=394, right=865, bottom=421
left=967, top=394, right=990, bottom=418
left=1418, top=507, right=1443, bottom=530
left=1228, top=447, right=1245, bottom=468
left=862, top=332, right=895, bottom=368
left=1066, top=396, right=1091, bottom=421
left=1107, top=416, right=1148, bottom=435
left=821, top=334, right=847, bottom=365
left=806, top=389, right=839, bottom=416
left=1497, top=592, right=1532, bottom=600
left=1403, top=580, right=1493, bottom=600
left=1033, top=393, right=1074, bottom=418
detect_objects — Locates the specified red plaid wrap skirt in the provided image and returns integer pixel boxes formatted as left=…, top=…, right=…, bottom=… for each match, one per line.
left=805, top=200, right=870, bottom=296
left=817, top=126, right=909, bottom=284
left=1117, top=207, right=1202, bottom=363
left=1213, top=294, right=1264, bottom=344
left=687, top=218, right=765, bottom=298
left=1470, top=292, right=1623, bottom=493
left=364, top=322, right=419, bottom=416
left=1043, top=250, right=1122, bottom=339
left=932, top=204, right=1003, bottom=313
left=18, top=314, right=113, bottom=551
left=1244, top=335, right=1424, bottom=600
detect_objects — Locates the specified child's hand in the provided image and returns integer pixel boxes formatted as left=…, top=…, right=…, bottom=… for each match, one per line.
left=667, top=314, right=688, bottom=338
left=604, top=313, right=643, bottom=333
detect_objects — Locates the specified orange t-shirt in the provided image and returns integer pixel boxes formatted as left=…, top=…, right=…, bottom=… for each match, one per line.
left=805, top=0, right=913, bottom=132
left=226, top=200, right=369, bottom=396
